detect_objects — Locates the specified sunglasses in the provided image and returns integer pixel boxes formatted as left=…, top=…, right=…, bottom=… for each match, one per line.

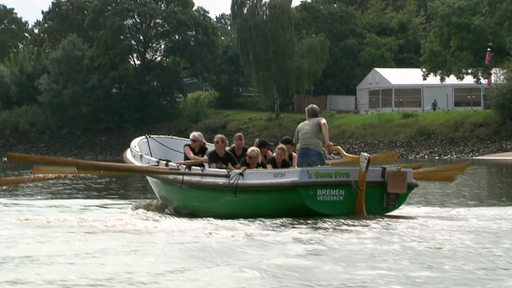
left=190, top=139, right=198, bottom=143
left=214, top=140, right=222, bottom=144
left=246, top=155, right=254, bottom=160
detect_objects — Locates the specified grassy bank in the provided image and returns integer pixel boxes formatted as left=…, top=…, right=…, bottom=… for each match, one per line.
left=190, top=109, right=506, bottom=142
left=2, top=109, right=512, bottom=160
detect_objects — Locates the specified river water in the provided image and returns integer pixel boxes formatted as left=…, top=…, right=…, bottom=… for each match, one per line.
left=1, top=159, right=511, bottom=287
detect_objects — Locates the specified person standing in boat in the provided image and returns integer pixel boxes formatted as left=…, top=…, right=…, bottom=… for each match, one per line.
left=293, top=104, right=333, bottom=167
left=240, top=146, right=266, bottom=169
left=183, top=131, right=208, bottom=167
left=266, top=144, right=292, bottom=169
left=280, top=136, right=297, bottom=168
left=208, top=134, right=239, bottom=170
left=228, top=132, right=248, bottom=166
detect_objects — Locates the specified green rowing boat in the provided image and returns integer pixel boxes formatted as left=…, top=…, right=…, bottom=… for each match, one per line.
left=124, top=135, right=417, bottom=218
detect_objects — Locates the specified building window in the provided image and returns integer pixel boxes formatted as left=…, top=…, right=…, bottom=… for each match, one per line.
left=454, top=88, right=481, bottom=107
left=381, top=89, right=393, bottom=107
left=394, top=88, right=421, bottom=108
left=369, top=90, right=380, bottom=108
left=369, top=89, right=393, bottom=108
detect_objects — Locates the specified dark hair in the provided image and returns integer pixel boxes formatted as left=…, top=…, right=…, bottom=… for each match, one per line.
left=256, top=138, right=272, bottom=149
left=280, top=136, right=294, bottom=145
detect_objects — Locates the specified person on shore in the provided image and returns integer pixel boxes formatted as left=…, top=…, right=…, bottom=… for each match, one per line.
left=228, top=132, right=248, bottom=166
left=293, top=104, right=333, bottom=167
left=280, top=136, right=297, bottom=168
left=254, top=138, right=273, bottom=163
left=240, top=146, right=266, bottom=169
left=208, top=134, right=239, bottom=170
left=183, top=131, right=208, bottom=167
left=266, top=144, right=292, bottom=169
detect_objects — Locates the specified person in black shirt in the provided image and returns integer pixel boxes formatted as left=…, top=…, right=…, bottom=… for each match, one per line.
left=266, top=144, right=291, bottom=169
left=228, top=132, right=248, bottom=167
left=240, top=146, right=266, bottom=169
left=183, top=131, right=208, bottom=167
left=208, top=134, right=239, bottom=170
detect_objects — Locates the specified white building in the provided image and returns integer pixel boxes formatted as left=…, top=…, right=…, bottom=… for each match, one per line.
left=356, top=68, right=491, bottom=113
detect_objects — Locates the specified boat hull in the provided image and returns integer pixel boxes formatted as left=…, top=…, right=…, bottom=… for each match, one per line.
left=146, top=175, right=414, bottom=219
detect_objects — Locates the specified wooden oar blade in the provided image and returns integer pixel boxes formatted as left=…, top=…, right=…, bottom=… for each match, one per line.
left=33, top=165, right=124, bottom=176
left=413, top=171, right=457, bottom=182
left=414, top=162, right=470, bottom=174
left=0, top=174, right=73, bottom=187
left=354, top=152, right=371, bottom=216
left=33, top=165, right=78, bottom=175
left=413, top=163, right=470, bottom=182
left=370, top=152, right=398, bottom=163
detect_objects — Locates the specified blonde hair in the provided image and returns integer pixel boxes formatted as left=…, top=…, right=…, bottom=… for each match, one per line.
left=274, top=144, right=288, bottom=155
left=214, top=134, right=229, bottom=147
left=246, top=146, right=261, bottom=162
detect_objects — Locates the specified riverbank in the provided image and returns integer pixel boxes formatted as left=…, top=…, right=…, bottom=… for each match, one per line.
left=2, top=128, right=511, bottom=162
left=1, top=110, right=512, bottom=161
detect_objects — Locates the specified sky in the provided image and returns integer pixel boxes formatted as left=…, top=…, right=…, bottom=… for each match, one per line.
left=1, top=0, right=306, bottom=24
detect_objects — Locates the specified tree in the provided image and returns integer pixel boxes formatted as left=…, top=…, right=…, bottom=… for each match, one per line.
left=35, top=0, right=220, bottom=129
left=232, top=0, right=296, bottom=117
left=421, top=0, right=510, bottom=81
left=232, top=0, right=330, bottom=115
left=2, top=48, right=46, bottom=108
left=0, top=4, right=29, bottom=61
left=295, top=1, right=364, bottom=95
left=209, top=14, right=250, bottom=109
left=0, top=64, right=15, bottom=110
left=37, top=35, right=89, bottom=128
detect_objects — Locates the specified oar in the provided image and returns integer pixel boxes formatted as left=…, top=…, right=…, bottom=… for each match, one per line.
left=328, top=146, right=398, bottom=164
left=0, top=174, right=74, bottom=187
left=412, top=162, right=470, bottom=182
left=354, top=152, right=371, bottom=216
left=6, top=153, right=229, bottom=178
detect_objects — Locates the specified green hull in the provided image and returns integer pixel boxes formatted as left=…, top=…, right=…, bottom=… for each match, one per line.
left=147, top=176, right=414, bottom=218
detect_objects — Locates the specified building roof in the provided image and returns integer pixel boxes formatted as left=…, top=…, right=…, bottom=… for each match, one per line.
left=356, top=68, right=495, bottom=89
left=374, top=68, right=478, bottom=85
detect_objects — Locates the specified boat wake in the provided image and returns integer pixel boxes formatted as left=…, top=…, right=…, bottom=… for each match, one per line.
left=131, top=199, right=168, bottom=214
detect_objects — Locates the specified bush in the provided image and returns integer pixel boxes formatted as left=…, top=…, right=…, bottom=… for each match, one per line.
left=0, top=105, right=53, bottom=137
left=490, top=60, right=512, bottom=123
left=181, top=91, right=218, bottom=123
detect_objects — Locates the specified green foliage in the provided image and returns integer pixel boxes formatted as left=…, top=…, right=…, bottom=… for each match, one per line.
left=0, top=105, right=53, bottom=136
left=2, top=48, right=46, bottom=108
left=181, top=91, right=218, bottom=124
left=489, top=60, right=512, bottom=122
left=37, top=34, right=89, bottom=128
left=422, top=0, right=511, bottom=80
left=292, top=34, right=330, bottom=95
left=232, top=0, right=299, bottom=116
left=0, top=4, right=29, bottom=61
left=0, top=64, right=15, bottom=109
